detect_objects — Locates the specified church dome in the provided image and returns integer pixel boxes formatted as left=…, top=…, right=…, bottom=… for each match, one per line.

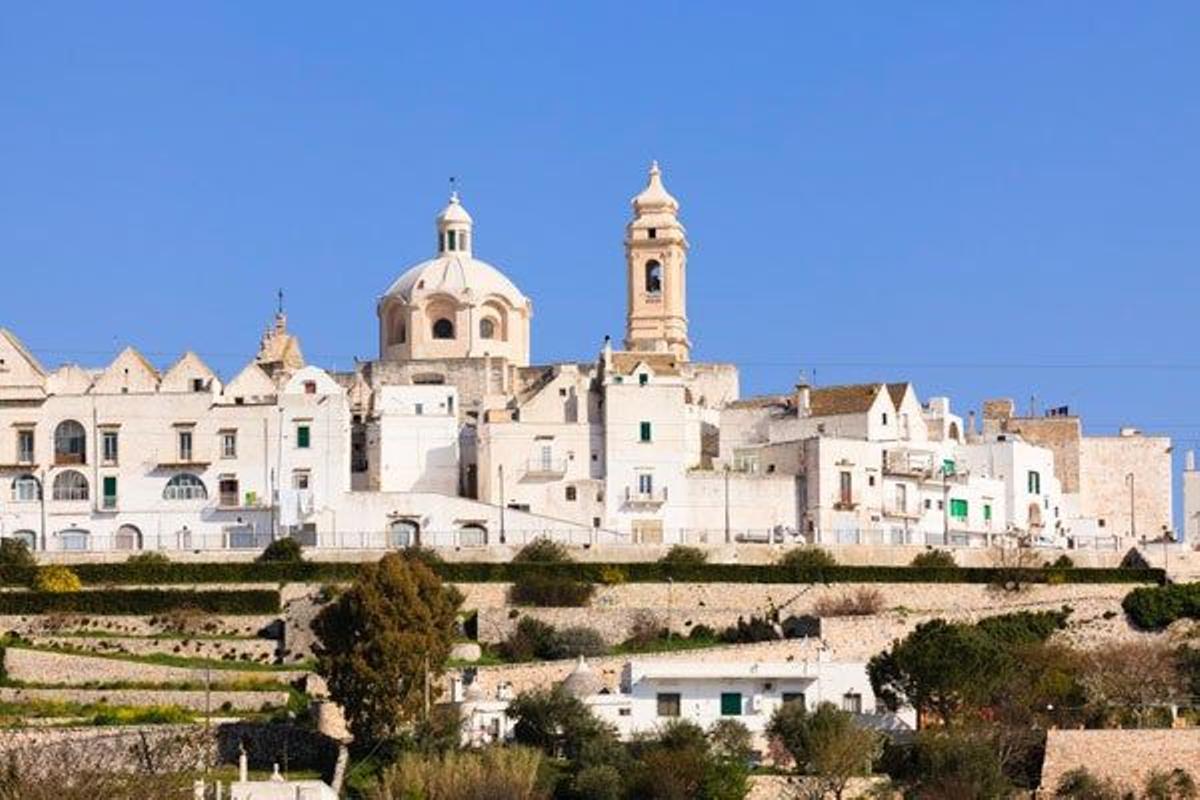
left=378, top=192, right=532, bottom=366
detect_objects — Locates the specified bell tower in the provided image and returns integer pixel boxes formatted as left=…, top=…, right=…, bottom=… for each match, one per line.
left=624, top=161, right=690, bottom=361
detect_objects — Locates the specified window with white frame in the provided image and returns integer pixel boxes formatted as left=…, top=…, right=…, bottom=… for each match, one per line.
left=163, top=473, right=207, bottom=501
left=637, top=472, right=654, bottom=496
left=101, top=430, right=119, bottom=464
left=221, top=430, right=237, bottom=459
left=12, top=474, right=40, bottom=502
left=52, top=470, right=89, bottom=501
left=292, top=470, right=310, bottom=490
left=178, top=430, right=193, bottom=462
left=16, top=429, right=33, bottom=464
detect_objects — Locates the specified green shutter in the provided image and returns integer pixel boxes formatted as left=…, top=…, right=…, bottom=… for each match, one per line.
left=720, top=692, right=742, bottom=716
left=984, top=504, right=992, bottom=521
left=950, top=499, right=968, bottom=519
left=103, top=476, right=117, bottom=497
left=639, top=422, right=652, bottom=442
left=297, top=425, right=311, bottom=448
left=942, top=459, right=956, bottom=476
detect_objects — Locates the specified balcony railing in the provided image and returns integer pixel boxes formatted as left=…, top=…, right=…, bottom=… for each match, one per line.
left=882, top=504, right=921, bottom=520
left=883, top=450, right=934, bottom=477
left=525, top=458, right=568, bottom=478
left=625, top=486, right=668, bottom=506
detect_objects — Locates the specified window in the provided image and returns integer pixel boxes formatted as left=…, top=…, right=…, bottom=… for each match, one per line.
left=10, top=530, right=36, bottom=550
left=645, top=260, right=663, bottom=294
left=192, top=378, right=205, bottom=392
left=639, top=421, right=652, bottom=442
left=842, top=693, right=863, bottom=714
left=565, top=486, right=577, bottom=502
left=894, top=484, right=907, bottom=513
left=52, top=470, right=89, bottom=501
left=656, top=693, right=681, bottom=717
left=114, top=524, right=141, bottom=550
left=868, top=475, right=875, bottom=487
left=647, top=227, right=657, bottom=239
left=219, top=477, right=239, bottom=507
left=303, top=381, right=317, bottom=395
left=389, top=519, right=420, bottom=548
left=16, top=429, right=33, bottom=464
left=53, top=420, right=86, bottom=465
left=782, top=692, right=805, bottom=707
left=882, top=412, right=889, bottom=425
left=950, top=499, right=968, bottom=520
left=984, top=504, right=992, bottom=522
left=221, top=431, right=237, bottom=459
left=296, top=424, right=311, bottom=449
left=415, top=403, right=424, bottom=416
left=12, top=474, right=40, bottom=502
left=163, top=473, right=207, bottom=501
left=924, top=499, right=932, bottom=510
left=936, top=500, right=944, bottom=510
left=460, top=232, right=468, bottom=251
left=639, top=373, right=649, bottom=386
left=438, top=232, right=445, bottom=252
left=102, top=430, right=119, bottom=464
left=178, top=430, right=193, bottom=462
left=479, top=318, right=496, bottom=339
left=839, top=471, right=852, bottom=505
left=102, top=476, right=117, bottom=509
left=638, top=473, right=654, bottom=496
left=458, top=523, right=487, bottom=547
left=447, top=395, right=454, bottom=415
left=720, top=692, right=742, bottom=716
left=432, top=318, right=455, bottom=340
left=292, top=470, right=310, bottom=490
left=592, top=516, right=601, bottom=528
left=58, top=528, right=90, bottom=552
left=942, top=459, right=956, bottom=476
left=1027, top=470, right=1041, bottom=494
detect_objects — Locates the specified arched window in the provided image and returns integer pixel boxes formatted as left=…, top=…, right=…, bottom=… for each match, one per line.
left=479, top=318, right=496, bottom=339
left=387, top=307, right=407, bottom=346
left=948, top=422, right=961, bottom=441
left=114, top=524, right=142, bottom=551
left=54, top=420, right=87, bottom=465
left=645, top=260, right=663, bottom=294
left=52, top=470, right=89, bottom=501
left=458, top=523, right=487, bottom=547
left=432, top=318, right=455, bottom=340
left=164, top=473, right=207, bottom=501
left=9, top=531, right=36, bottom=551
left=58, top=528, right=90, bottom=552
left=11, top=474, right=41, bottom=502
left=389, top=519, right=420, bottom=548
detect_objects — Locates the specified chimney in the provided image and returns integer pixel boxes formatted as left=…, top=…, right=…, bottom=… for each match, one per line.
left=602, top=335, right=613, bottom=372
left=794, top=372, right=811, bottom=417
left=1188, top=450, right=1196, bottom=472
left=967, top=410, right=977, bottom=439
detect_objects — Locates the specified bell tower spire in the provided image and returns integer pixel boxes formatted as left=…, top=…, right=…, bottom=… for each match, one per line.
left=624, top=161, right=690, bottom=360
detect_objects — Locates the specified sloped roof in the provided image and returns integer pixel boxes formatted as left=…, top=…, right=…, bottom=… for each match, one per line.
left=0, top=328, right=47, bottom=377
left=809, top=384, right=885, bottom=417
left=610, top=352, right=680, bottom=377
left=724, top=394, right=791, bottom=410
left=886, top=382, right=911, bottom=409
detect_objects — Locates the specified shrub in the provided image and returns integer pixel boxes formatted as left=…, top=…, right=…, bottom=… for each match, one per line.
left=125, top=552, right=170, bottom=566
left=257, top=537, right=304, bottom=563
left=509, top=572, right=595, bottom=608
left=366, top=746, right=547, bottom=800
left=688, top=624, right=717, bottom=641
left=1143, top=768, right=1198, bottom=800
left=910, top=549, right=955, bottom=569
left=513, top=538, right=572, bottom=564
left=0, top=588, right=278, bottom=615
left=777, top=547, right=837, bottom=570
left=621, top=611, right=667, bottom=651
left=813, top=587, right=885, bottom=617
left=597, top=565, right=627, bottom=586
left=549, top=626, right=608, bottom=660
left=399, top=546, right=444, bottom=567
left=33, top=565, right=82, bottom=593
left=1122, top=583, right=1200, bottom=630
left=1055, top=767, right=1126, bottom=799
left=719, top=613, right=780, bottom=644
left=572, top=764, right=624, bottom=800
left=499, top=617, right=561, bottom=662
left=0, top=539, right=35, bottom=568
left=1048, top=555, right=1075, bottom=569
left=658, top=545, right=708, bottom=566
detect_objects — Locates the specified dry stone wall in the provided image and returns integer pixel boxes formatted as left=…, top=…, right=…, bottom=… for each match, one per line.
left=28, top=634, right=278, bottom=663
left=1040, top=729, right=1200, bottom=791
left=4, top=647, right=308, bottom=686
left=0, top=686, right=290, bottom=712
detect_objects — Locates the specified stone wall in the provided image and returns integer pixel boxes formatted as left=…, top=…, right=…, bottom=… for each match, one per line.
left=1039, top=729, right=1200, bottom=793
left=28, top=634, right=278, bottom=663
left=0, top=686, right=290, bottom=712
left=3, top=647, right=308, bottom=686
left=0, top=613, right=277, bottom=638
left=1079, top=434, right=1173, bottom=539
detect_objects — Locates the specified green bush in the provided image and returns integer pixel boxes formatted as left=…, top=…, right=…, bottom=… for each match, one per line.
left=1122, top=583, right=1200, bottom=630
left=0, top=588, right=278, bottom=615
left=0, top=539, right=35, bottom=568
left=498, top=617, right=561, bottom=662
left=1048, top=555, right=1075, bottom=569
left=126, top=551, right=170, bottom=565
left=1055, top=767, right=1125, bottom=799
left=910, top=550, right=956, bottom=569
left=777, top=547, right=837, bottom=570
left=257, top=537, right=304, bottom=563
left=550, top=626, right=608, bottom=659
left=512, top=538, right=572, bottom=564
left=0, top=559, right=1164, bottom=588
left=33, top=565, right=81, bottom=593
left=658, top=545, right=708, bottom=566
left=509, top=572, right=595, bottom=607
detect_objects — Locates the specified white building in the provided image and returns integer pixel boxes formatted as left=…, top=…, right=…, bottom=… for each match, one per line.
left=459, top=656, right=914, bottom=753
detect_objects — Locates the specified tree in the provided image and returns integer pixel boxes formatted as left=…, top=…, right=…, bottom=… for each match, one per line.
left=1078, top=641, right=1184, bottom=728
left=626, top=719, right=748, bottom=800
left=0, top=539, right=35, bottom=568
left=1144, top=768, right=1198, bottom=800
left=906, top=727, right=1011, bottom=800
left=311, top=552, right=462, bottom=744
left=768, top=702, right=881, bottom=800
left=508, top=686, right=619, bottom=762
left=257, top=537, right=303, bottom=562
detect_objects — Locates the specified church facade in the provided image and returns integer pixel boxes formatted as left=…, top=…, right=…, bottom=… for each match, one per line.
left=0, top=164, right=1174, bottom=554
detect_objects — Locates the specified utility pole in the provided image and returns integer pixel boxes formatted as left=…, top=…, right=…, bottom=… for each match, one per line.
left=499, top=465, right=506, bottom=544
left=1126, top=473, right=1136, bottom=540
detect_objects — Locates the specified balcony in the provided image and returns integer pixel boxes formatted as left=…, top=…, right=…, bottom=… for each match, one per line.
left=625, top=486, right=668, bottom=507
left=54, top=452, right=85, bottom=466
left=882, top=504, right=921, bottom=520
left=525, top=458, right=568, bottom=479
left=883, top=450, right=934, bottom=477
left=833, top=500, right=859, bottom=511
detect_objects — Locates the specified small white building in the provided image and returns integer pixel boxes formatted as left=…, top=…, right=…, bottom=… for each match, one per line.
left=460, top=656, right=914, bottom=754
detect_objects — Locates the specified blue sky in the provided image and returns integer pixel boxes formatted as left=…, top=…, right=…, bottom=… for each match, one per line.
left=3, top=4, right=1199, bottom=521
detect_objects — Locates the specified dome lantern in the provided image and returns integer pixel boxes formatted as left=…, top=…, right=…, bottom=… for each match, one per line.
left=436, top=191, right=474, bottom=257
